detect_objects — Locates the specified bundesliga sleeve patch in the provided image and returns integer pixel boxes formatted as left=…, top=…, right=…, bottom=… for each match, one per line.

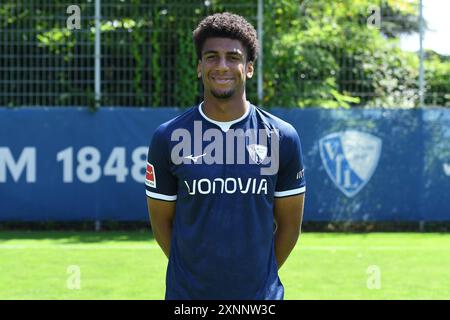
left=145, top=163, right=156, bottom=188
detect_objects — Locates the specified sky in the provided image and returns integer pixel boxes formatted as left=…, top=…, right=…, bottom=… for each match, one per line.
left=400, top=0, right=450, bottom=55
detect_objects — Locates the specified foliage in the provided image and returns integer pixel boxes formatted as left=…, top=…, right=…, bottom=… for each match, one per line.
left=262, top=0, right=425, bottom=108
left=0, top=0, right=448, bottom=108
left=424, top=51, right=450, bottom=107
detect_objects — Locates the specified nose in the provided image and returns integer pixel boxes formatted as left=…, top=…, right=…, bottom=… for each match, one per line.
left=216, top=56, right=229, bottom=71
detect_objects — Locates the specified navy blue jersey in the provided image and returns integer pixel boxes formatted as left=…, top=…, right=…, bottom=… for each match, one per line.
left=145, top=101, right=306, bottom=300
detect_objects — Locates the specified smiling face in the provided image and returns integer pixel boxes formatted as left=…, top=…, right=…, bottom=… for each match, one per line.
left=197, top=37, right=254, bottom=100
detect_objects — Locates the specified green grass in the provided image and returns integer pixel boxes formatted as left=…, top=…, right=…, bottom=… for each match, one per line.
left=0, top=231, right=449, bottom=299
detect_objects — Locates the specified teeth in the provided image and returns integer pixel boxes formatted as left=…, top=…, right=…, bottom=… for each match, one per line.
left=213, top=77, right=232, bottom=82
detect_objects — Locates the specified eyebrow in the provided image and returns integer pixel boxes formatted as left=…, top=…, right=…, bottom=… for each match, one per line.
left=202, top=50, right=244, bottom=57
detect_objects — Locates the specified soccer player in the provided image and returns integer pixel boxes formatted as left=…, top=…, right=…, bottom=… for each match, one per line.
left=146, top=12, right=305, bottom=300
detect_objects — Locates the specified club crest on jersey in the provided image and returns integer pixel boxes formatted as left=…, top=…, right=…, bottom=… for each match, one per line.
left=145, top=163, right=156, bottom=188
left=246, top=144, right=268, bottom=165
left=319, top=130, right=382, bottom=198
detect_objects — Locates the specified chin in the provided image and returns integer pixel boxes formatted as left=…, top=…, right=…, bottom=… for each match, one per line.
left=211, top=90, right=235, bottom=99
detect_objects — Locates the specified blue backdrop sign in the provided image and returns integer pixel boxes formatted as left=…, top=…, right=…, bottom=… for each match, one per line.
left=0, top=107, right=449, bottom=221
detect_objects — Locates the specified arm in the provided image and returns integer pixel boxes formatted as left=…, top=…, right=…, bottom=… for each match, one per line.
left=273, top=193, right=305, bottom=270
left=147, top=197, right=176, bottom=259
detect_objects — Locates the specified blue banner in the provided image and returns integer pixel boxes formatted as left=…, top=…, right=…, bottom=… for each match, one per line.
left=1, top=107, right=449, bottom=221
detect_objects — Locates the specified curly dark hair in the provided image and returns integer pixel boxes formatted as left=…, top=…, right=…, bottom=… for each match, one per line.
left=193, top=12, right=259, bottom=62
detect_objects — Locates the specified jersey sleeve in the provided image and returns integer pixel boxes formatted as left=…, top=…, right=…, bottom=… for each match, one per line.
left=274, top=124, right=306, bottom=198
left=145, top=125, right=178, bottom=201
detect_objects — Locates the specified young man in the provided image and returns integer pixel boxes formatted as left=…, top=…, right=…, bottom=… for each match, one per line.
left=146, top=12, right=305, bottom=300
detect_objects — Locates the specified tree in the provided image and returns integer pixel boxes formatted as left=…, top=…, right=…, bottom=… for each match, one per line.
left=0, top=0, right=448, bottom=108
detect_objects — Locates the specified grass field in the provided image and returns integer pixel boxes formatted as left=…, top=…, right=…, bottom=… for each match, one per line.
left=0, top=231, right=449, bottom=300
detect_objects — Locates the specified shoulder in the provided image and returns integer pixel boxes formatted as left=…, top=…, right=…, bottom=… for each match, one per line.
left=153, top=105, right=198, bottom=138
left=252, top=104, right=299, bottom=140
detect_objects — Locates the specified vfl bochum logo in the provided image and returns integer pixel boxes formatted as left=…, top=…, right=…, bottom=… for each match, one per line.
left=319, top=130, right=382, bottom=198
left=246, top=144, right=268, bottom=165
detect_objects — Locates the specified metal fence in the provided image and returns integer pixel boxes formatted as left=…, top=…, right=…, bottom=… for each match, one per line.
left=0, top=0, right=448, bottom=108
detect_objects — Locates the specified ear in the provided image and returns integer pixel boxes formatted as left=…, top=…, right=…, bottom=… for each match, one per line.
left=197, top=60, right=202, bottom=79
left=246, top=61, right=254, bottom=79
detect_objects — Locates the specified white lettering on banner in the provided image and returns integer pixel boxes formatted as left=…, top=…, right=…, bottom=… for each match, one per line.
left=131, top=147, right=148, bottom=183
left=57, top=147, right=74, bottom=183
left=1, top=146, right=147, bottom=184
left=56, top=146, right=146, bottom=183
left=103, top=147, right=128, bottom=182
left=77, top=147, right=102, bottom=183
left=184, top=177, right=268, bottom=195
left=0, top=147, right=36, bottom=183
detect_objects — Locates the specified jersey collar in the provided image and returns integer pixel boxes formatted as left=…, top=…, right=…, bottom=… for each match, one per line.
left=198, top=101, right=252, bottom=132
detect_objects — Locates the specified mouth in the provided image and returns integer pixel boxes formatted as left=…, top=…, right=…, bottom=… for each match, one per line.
left=210, top=76, right=234, bottom=85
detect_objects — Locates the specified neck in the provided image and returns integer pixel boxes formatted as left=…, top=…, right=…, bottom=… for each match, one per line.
left=202, top=92, right=248, bottom=122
